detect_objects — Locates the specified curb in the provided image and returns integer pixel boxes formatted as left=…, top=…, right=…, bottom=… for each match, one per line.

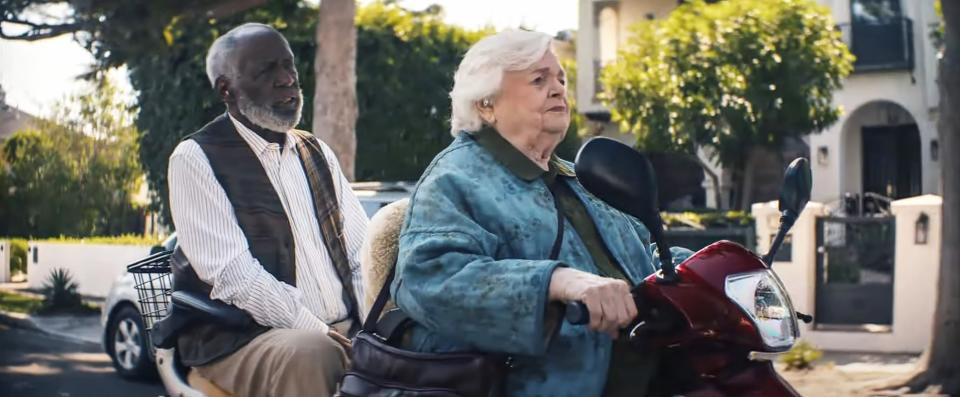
left=0, top=309, right=101, bottom=348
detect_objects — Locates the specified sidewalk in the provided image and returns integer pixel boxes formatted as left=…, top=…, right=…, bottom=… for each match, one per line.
left=777, top=351, right=947, bottom=397
left=0, top=283, right=103, bottom=348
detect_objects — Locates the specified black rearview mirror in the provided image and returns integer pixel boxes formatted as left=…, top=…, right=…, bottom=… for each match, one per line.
left=575, top=137, right=677, bottom=282
left=778, top=158, right=812, bottom=218
left=763, top=157, right=813, bottom=266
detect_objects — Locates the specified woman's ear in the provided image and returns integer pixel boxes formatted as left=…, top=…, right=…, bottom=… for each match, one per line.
left=476, top=98, right=496, bottom=125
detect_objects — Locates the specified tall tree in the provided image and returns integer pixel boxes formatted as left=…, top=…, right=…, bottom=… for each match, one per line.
left=892, top=0, right=960, bottom=393
left=602, top=0, right=853, bottom=209
left=313, top=0, right=358, bottom=180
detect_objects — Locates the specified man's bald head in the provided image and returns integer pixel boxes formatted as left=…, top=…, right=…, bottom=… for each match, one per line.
left=205, top=23, right=290, bottom=88
left=205, top=23, right=303, bottom=133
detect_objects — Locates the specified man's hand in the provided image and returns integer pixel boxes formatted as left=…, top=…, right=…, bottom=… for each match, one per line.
left=328, top=329, right=353, bottom=355
left=548, top=267, right=637, bottom=339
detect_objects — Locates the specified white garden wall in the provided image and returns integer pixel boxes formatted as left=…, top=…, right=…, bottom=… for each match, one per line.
left=753, top=195, right=942, bottom=353
left=0, top=241, right=10, bottom=283
left=26, top=242, right=152, bottom=298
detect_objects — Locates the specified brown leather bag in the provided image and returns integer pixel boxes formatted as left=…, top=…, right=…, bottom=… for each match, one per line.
left=338, top=263, right=507, bottom=397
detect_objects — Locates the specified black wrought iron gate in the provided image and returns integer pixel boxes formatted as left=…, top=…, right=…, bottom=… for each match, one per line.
left=815, top=216, right=896, bottom=326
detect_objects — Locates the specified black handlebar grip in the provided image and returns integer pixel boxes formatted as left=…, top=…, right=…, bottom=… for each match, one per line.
left=565, top=301, right=589, bottom=325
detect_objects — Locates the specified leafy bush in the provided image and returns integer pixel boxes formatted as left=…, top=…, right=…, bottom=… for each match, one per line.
left=662, top=211, right=754, bottom=229
left=40, top=268, right=86, bottom=314
left=35, top=234, right=162, bottom=246
left=780, top=340, right=824, bottom=370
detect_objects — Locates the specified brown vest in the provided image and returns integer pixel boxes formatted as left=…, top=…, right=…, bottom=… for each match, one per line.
left=172, top=114, right=357, bottom=367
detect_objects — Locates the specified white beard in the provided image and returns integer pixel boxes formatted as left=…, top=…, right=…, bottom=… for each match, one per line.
left=236, top=89, right=303, bottom=133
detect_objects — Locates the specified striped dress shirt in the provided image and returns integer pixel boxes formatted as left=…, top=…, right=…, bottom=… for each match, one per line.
left=167, top=115, right=368, bottom=335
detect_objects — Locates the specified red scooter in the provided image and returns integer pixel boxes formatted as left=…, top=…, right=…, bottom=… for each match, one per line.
left=567, top=138, right=810, bottom=397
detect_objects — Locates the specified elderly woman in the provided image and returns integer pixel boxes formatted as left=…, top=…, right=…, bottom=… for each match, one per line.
left=392, top=30, right=691, bottom=397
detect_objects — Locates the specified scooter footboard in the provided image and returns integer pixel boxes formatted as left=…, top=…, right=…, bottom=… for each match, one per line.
left=156, top=348, right=205, bottom=397
left=681, top=361, right=801, bottom=397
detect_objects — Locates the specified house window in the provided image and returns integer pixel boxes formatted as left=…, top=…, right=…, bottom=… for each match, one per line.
left=851, top=0, right=902, bottom=23
left=598, top=6, right=619, bottom=65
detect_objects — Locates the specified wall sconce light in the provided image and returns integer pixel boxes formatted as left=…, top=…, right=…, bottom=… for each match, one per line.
left=915, top=212, right=929, bottom=245
left=817, top=146, right=829, bottom=166
left=931, top=139, right=939, bottom=162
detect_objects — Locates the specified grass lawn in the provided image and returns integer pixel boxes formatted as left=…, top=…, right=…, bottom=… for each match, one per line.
left=0, top=290, right=99, bottom=315
left=0, top=290, right=43, bottom=314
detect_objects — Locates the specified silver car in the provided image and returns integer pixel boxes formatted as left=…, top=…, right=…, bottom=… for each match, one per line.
left=101, top=182, right=413, bottom=379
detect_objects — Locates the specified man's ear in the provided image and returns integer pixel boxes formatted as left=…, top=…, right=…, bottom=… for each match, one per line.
left=215, top=77, right=232, bottom=103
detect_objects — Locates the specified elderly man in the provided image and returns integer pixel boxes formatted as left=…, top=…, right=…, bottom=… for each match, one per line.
left=166, top=23, right=367, bottom=396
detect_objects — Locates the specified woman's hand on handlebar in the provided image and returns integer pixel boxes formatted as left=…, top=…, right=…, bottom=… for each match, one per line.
left=548, top=267, right=637, bottom=339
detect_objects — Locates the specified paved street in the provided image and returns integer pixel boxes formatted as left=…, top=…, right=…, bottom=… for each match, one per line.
left=0, top=323, right=164, bottom=397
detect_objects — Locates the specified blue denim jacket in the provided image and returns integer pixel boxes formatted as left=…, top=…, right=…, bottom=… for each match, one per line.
left=392, top=133, right=691, bottom=397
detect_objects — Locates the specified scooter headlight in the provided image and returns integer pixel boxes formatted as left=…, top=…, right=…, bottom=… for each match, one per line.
left=725, top=270, right=799, bottom=350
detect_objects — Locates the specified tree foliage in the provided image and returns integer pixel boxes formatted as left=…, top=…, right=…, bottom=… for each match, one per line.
left=353, top=2, right=488, bottom=180
left=4, top=1, right=579, bottom=224
left=0, top=77, right=143, bottom=237
left=8, top=1, right=488, bottom=224
left=602, top=0, right=853, bottom=208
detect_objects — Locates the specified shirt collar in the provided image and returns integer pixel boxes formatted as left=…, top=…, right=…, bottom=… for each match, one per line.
left=471, top=127, right=575, bottom=182
left=228, top=113, right=298, bottom=155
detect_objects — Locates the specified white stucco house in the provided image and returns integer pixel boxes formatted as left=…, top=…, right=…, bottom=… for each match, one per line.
left=576, top=0, right=942, bottom=208
left=576, top=0, right=945, bottom=353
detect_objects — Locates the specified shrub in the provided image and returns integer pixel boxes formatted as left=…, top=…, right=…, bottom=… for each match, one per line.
left=661, top=211, right=754, bottom=229
left=40, top=268, right=85, bottom=314
left=780, top=340, right=824, bottom=370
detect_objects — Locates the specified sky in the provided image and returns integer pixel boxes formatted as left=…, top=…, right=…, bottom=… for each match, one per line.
left=0, top=0, right=578, bottom=117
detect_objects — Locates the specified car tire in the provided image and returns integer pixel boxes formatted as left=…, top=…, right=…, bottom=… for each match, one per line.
left=106, top=304, right=157, bottom=380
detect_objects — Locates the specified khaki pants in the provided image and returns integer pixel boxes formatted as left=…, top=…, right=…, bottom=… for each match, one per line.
left=194, top=321, right=351, bottom=397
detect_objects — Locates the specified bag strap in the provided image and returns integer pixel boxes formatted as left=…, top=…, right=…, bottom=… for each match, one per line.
left=362, top=181, right=567, bottom=333
left=363, top=262, right=398, bottom=332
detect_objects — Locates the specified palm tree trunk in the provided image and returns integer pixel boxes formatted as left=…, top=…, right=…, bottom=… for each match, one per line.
left=888, top=2, right=960, bottom=394
left=685, top=153, right=724, bottom=209
left=917, top=0, right=960, bottom=392
left=739, top=147, right=760, bottom=210
left=312, top=0, right=358, bottom=180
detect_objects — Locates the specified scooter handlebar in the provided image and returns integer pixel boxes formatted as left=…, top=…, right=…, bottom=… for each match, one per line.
left=565, top=301, right=589, bottom=325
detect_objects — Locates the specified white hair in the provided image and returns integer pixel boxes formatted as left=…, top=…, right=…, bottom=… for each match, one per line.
left=205, top=23, right=281, bottom=88
left=449, top=29, right=553, bottom=135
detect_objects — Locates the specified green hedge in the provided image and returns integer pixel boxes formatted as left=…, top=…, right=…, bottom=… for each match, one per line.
left=33, top=234, right=162, bottom=246
left=661, top=211, right=754, bottom=229
left=2, top=234, right=162, bottom=247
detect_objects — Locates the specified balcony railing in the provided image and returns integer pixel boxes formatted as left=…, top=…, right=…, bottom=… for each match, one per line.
left=838, top=17, right=915, bottom=73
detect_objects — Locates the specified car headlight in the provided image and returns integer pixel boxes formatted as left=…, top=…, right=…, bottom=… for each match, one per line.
left=725, top=270, right=799, bottom=350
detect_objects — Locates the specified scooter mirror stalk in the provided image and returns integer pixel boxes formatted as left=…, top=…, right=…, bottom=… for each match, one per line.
left=763, top=158, right=813, bottom=266
left=574, top=137, right=677, bottom=283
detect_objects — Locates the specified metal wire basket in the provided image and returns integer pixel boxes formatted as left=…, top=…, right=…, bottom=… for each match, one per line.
left=127, top=250, right=173, bottom=333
